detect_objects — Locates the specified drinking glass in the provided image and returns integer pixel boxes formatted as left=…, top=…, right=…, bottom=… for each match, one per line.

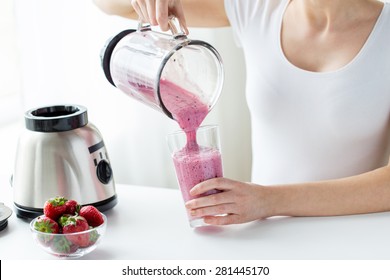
left=167, top=125, right=223, bottom=227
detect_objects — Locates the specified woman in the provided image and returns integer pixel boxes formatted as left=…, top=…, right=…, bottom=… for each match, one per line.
left=94, top=0, right=390, bottom=225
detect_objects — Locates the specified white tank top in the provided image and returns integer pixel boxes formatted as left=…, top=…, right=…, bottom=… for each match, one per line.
left=225, top=0, right=390, bottom=185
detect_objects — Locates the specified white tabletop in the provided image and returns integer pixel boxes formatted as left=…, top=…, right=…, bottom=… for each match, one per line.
left=1, top=183, right=390, bottom=260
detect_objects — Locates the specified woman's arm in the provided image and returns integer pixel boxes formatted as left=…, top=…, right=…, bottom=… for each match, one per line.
left=185, top=162, right=390, bottom=225
left=93, top=0, right=138, bottom=18
left=93, top=0, right=229, bottom=31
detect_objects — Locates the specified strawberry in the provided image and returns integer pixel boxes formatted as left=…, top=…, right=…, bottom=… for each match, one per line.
left=33, top=216, right=60, bottom=246
left=62, top=215, right=90, bottom=247
left=50, top=235, right=79, bottom=254
left=79, top=205, right=104, bottom=227
left=34, top=216, right=60, bottom=233
left=88, top=228, right=100, bottom=246
left=64, top=199, right=80, bottom=215
left=58, top=214, right=72, bottom=228
left=43, top=196, right=68, bottom=220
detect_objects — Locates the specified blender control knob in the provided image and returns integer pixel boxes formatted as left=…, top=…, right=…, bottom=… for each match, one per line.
left=96, top=160, right=113, bottom=184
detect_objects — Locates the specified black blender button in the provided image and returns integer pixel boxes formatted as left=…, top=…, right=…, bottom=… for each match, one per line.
left=96, top=160, right=113, bottom=184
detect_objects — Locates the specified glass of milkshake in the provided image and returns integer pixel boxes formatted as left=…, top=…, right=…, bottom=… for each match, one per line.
left=167, top=125, right=223, bottom=228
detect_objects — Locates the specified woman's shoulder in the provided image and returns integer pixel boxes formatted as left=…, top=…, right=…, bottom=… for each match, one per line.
left=374, top=2, right=390, bottom=38
left=382, top=2, right=390, bottom=21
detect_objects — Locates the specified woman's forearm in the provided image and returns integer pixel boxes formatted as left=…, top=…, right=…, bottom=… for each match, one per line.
left=93, top=0, right=229, bottom=28
left=186, top=165, right=390, bottom=225
left=93, top=0, right=137, bottom=19
left=269, top=165, right=390, bottom=217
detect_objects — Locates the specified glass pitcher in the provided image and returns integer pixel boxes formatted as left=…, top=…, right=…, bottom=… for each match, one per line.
left=100, top=18, right=224, bottom=121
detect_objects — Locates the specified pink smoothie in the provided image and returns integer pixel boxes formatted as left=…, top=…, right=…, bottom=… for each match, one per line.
left=173, top=146, right=223, bottom=203
left=160, top=79, right=210, bottom=133
left=129, top=78, right=222, bottom=210
left=124, top=78, right=210, bottom=132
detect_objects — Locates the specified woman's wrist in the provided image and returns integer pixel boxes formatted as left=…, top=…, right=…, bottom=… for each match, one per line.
left=257, top=184, right=294, bottom=218
left=252, top=184, right=283, bottom=218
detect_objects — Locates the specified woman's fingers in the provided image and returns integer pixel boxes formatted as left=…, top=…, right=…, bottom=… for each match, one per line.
left=186, top=188, right=232, bottom=209
left=190, top=177, right=235, bottom=196
left=186, top=179, right=268, bottom=225
left=131, top=0, right=147, bottom=22
left=171, top=0, right=188, bottom=34
left=204, top=214, right=241, bottom=225
left=132, top=0, right=160, bottom=25
left=145, top=0, right=158, bottom=25
left=186, top=187, right=239, bottom=220
left=190, top=203, right=235, bottom=218
left=131, top=0, right=188, bottom=33
left=156, top=0, right=170, bottom=30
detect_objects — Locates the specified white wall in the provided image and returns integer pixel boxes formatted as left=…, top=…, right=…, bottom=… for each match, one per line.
left=9, top=0, right=251, bottom=188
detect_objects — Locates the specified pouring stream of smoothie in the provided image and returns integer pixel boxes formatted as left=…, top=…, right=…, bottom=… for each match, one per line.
left=160, top=79, right=210, bottom=149
left=162, top=79, right=223, bottom=207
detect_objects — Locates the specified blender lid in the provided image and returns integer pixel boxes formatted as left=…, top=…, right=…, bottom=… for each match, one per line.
left=24, top=105, right=88, bottom=132
left=0, top=202, right=12, bottom=231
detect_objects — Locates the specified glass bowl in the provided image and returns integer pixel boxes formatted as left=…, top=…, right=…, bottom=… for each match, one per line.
left=30, top=213, right=107, bottom=259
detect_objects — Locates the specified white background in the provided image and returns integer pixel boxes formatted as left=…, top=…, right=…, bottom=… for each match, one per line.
left=0, top=0, right=251, bottom=189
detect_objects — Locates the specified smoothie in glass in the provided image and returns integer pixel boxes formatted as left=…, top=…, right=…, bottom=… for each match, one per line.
left=168, top=125, right=223, bottom=228
left=159, top=79, right=223, bottom=227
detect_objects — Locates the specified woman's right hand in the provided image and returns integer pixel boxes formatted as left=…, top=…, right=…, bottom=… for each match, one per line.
left=131, top=0, right=189, bottom=34
left=94, top=0, right=228, bottom=30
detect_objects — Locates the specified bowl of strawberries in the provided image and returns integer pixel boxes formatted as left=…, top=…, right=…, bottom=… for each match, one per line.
left=30, top=197, right=107, bottom=259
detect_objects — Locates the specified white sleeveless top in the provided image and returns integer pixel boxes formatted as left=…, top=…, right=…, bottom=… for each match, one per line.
left=225, top=0, right=390, bottom=185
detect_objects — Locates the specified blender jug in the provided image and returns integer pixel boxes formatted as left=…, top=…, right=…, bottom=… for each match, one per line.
left=100, top=18, right=224, bottom=121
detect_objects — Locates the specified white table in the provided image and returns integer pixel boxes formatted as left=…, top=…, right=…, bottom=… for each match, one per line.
left=1, top=183, right=390, bottom=260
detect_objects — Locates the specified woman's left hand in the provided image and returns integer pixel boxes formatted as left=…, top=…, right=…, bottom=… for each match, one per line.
left=185, top=177, right=274, bottom=225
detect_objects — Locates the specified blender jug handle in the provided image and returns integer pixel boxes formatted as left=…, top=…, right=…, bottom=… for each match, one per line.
left=137, top=16, right=187, bottom=39
left=167, top=16, right=187, bottom=39
left=137, top=20, right=152, bottom=32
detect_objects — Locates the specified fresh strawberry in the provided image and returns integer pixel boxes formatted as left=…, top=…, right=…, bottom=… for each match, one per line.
left=43, top=196, right=68, bottom=220
left=88, top=228, right=100, bottom=246
left=62, top=215, right=90, bottom=247
left=33, top=216, right=60, bottom=246
left=50, top=235, right=79, bottom=254
left=58, top=214, right=72, bottom=228
left=64, top=199, right=80, bottom=215
left=34, top=216, right=60, bottom=233
left=79, top=205, right=104, bottom=227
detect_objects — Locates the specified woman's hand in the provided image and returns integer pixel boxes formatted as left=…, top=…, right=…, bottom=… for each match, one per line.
left=131, top=0, right=188, bottom=34
left=185, top=178, right=275, bottom=225
left=94, top=0, right=228, bottom=29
